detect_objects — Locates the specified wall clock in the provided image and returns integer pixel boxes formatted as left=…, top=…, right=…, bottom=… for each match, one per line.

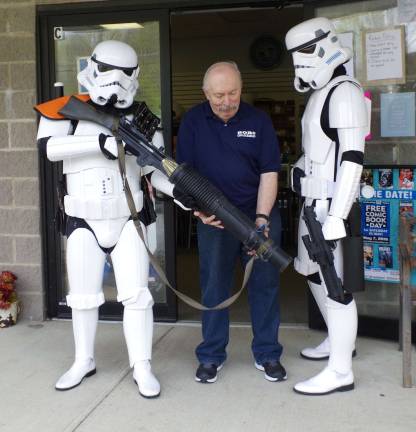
left=250, top=35, right=284, bottom=70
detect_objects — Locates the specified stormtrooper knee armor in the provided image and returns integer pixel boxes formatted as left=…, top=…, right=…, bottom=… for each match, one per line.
left=36, top=40, right=175, bottom=398
left=285, top=17, right=369, bottom=395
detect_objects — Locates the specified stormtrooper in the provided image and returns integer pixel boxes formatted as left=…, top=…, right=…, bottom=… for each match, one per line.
left=285, top=17, right=369, bottom=395
left=36, top=40, right=177, bottom=398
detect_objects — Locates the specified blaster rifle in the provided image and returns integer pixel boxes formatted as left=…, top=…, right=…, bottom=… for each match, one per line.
left=59, top=96, right=292, bottom=271
left=302, top=205, right=344, bottom=301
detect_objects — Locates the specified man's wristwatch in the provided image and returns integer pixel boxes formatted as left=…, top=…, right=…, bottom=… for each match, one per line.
left=255, top=213, right=270, bottom=222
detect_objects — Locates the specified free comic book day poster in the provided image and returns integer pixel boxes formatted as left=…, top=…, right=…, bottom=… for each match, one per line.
left=360, top=167, right=416, bottom=283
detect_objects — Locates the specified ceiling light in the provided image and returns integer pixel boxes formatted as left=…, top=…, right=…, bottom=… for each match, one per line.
left=100, top=23, right=144, bottom=30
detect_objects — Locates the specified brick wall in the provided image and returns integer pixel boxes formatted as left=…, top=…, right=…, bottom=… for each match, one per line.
left=0, top=0, right=98, bottom=321
left=0, top=1, right=41, bottom=320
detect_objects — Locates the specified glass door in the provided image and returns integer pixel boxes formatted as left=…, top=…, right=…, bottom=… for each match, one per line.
left=37, top=7, right=176, bottom=321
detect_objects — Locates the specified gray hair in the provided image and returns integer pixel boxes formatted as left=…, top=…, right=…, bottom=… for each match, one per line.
left=202, top=61, right=242, bottom=91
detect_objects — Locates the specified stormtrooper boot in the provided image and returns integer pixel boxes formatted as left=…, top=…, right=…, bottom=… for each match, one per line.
left=124, top=307, right=160, bottom=398
left=301, top=282, right=356, bottom=360
left=294, top=297, right=358, bottom=395
left=55, top=308, right=98, bottom=391
left=301, top=281, right=331, bottom=360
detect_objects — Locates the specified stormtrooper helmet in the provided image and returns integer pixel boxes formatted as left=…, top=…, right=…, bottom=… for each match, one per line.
left=78, top=40, right=139, bottom=108
left=285, top=17, right=351, bottom=92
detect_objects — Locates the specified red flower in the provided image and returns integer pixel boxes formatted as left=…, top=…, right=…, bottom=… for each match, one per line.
left=0, top=271, right=17, bottom=283
left=0, top=281, right=14, bottom=292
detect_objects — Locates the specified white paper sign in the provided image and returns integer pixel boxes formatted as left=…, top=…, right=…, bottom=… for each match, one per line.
left=338, top=32, right=354, bottom=77
left=365, top=28, right=404, bottom=83
left=398, top=0, right=416, bottom=24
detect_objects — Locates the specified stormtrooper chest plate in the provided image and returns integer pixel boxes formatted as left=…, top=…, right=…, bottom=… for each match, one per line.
left=301, top=87, right=334, bottom=166
left=301, top=76, right=354, bottom=178
left=64, top=120, right=143, bottom=219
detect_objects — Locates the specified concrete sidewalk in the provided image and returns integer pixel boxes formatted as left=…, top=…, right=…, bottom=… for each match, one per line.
left=1, top=320, right=415, bottom=432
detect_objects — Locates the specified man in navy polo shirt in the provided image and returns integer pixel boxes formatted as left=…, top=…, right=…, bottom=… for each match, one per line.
left=176, top=61, right=286, bottom=384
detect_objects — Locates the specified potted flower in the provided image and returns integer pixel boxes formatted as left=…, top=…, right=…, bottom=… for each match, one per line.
left=0, top=271, right=19, bottom=328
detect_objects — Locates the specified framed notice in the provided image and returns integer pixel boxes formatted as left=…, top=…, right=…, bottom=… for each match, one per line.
left=362, top=26, right=406, bottom=86
left=380, top=92, right=415, bottom=137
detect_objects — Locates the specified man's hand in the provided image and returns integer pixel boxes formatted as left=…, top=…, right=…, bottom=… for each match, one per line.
left=193, top=211, right=224, bottom=229
left=246, top=217, right=270, bottom=256
left=255, top=216, right=270, bottom=238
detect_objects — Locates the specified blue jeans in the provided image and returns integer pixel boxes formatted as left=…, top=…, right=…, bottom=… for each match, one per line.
left=195, top=206, right=283, bottom=365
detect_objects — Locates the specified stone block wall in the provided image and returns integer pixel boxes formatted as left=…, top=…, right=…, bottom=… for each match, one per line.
left=0, top=1, right=41, bottom=320
left=0, top=0, right=98, bottom=321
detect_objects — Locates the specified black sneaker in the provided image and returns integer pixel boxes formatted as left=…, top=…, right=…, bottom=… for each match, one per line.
left=255, top=360, right=287, bottom=382
left=195, top=363, right=223, bottom=383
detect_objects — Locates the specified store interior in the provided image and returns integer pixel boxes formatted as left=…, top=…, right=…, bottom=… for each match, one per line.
left=170, top=6, right=309, bottom=323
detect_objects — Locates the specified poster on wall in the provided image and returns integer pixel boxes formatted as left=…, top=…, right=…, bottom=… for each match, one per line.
left=360, top=167, right=416, bottom=283
left=363, top=26, right=406, bottom=85
left=380, top=92, right=415, bottom=137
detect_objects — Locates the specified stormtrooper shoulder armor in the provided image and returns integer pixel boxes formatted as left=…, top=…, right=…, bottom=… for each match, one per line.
left=37, top=115, right=72, bottom=140
left=329, top=82, right=367, bottom=129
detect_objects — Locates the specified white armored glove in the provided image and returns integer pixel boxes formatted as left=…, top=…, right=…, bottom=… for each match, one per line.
left=322, top=215, right=346, bottom=240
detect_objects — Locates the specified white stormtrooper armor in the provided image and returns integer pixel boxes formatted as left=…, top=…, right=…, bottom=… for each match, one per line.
left=36, top=40, right=174, bottom=398
left=286, top=17, right=369, bottom=395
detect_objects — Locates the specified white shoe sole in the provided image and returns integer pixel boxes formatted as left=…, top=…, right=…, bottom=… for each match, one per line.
left=55, top=368, right=97, bottom=391
left=195, top=363, right=224, bottom=383
left=255, top=362, right=287, bottom=382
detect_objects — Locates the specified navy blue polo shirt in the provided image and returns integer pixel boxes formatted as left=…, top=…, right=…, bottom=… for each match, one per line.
left=176, top=101, right=280, bottom=216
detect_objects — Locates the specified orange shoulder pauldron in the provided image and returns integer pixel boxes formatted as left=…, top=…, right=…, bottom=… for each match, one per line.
left=34, top=94, right=90, bottom=120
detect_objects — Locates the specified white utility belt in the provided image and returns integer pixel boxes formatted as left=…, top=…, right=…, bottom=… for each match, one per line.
left=64, top=191, right=143, bottom=219
left=301, top=176, right=335, bottom=200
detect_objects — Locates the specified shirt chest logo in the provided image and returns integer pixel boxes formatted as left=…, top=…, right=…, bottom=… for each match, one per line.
left=237, top=130, right=256, bottom=138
